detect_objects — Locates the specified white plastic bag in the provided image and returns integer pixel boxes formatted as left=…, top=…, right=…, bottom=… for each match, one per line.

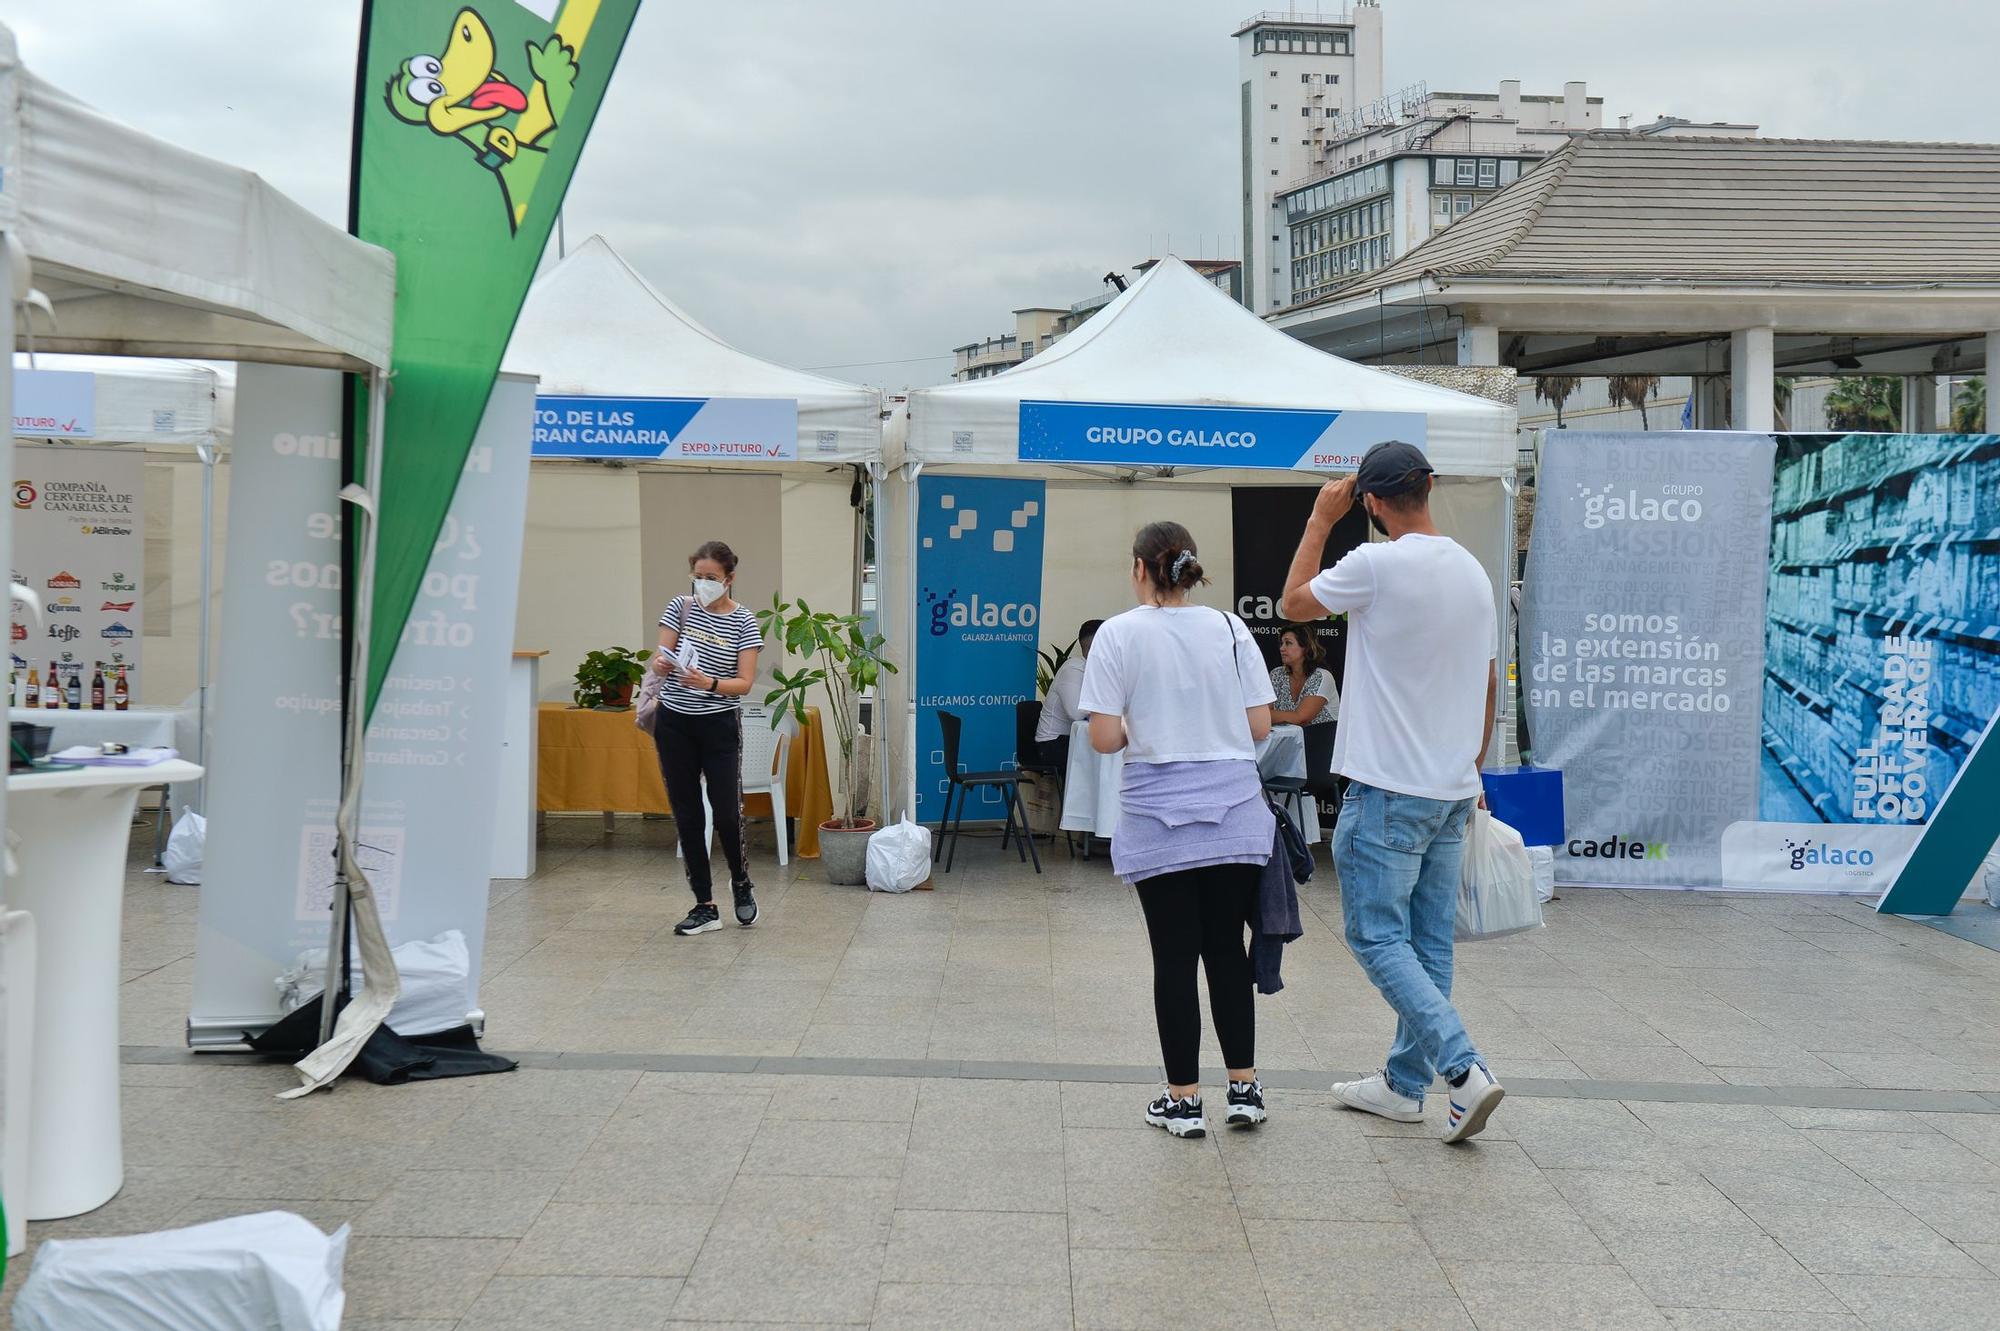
left=1457, top=809, right=1544, bottom=940
left=277, top=930, right=471, bottom=1036
left=865, top=817, right=932, bottom=893
left=162, top=809, right=205, bottom=885
left=14, top=1211, right=349, bottom=1331
left=1526, top=844, right=1556, bottom=904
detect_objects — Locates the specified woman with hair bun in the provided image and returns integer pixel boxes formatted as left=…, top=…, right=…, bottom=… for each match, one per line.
left=1076, top=521, right=1276, bottom=1139
left=651, top=539, right=763, bottom=935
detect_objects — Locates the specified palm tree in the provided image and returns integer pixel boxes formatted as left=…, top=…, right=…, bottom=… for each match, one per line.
left=1952, top=377, right=1986, bottom=432
left=1533, top=375, right=1582, bottom=428
left=1773, top=378, right=1793, bottom=431
left=1824, top=376, right=1902, bottom=432
left=1607, top=375, right=1662, bottom=429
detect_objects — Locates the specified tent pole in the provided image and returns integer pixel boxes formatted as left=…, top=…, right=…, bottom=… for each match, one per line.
left=868, top=460, right=888, bottom=817
left=193, top=442, right=216, bottom=812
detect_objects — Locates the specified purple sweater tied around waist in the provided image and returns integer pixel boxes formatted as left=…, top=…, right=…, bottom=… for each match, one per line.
left=1109, top=758, right=1274, bottom=885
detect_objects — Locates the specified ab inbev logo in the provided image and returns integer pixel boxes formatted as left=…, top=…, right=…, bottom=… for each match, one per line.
left=921, top=491, right=1042, bottom=636
left=1573, top=481, right=1705, bottom=531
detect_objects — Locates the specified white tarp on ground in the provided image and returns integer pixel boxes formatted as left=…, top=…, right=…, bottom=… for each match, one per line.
left=503, top=235, right=882, bottom=465
left=900, top=256, right=1514, bottom=477
left=0, top=25, right=394, bottom=371
left=11, top=354, right=218, bottom=447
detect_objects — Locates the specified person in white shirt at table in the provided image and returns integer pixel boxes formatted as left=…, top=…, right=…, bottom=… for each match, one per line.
left=1035, top=619, right=1102, bottom=772
left=1279, top=439, right=1504, bottom=1145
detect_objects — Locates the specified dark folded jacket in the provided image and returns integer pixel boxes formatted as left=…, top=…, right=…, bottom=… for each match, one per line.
left=1251, top=814, right=1304, bottom=995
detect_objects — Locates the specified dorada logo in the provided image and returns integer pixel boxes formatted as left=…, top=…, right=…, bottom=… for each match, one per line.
left=101, top=601, right=135, bottom=613
left=1566, top=834, right=1669, bottom=861
left=102, top=572, right=137, bottom=592
left=47, top=623, right=79, bottom=642
left=13, top=481, right=35, bottom=509
left=47, top=571, right=80, bottom=589
left=923, top=586, right=1039, bottom=636
left=1784, top=837, right=1875, bottom=871
left=100, top=622, right=135, bottom=640
left=10, top=623, right=24, bottom=642
left=1573, top=482, right=1705, bottom=531
left=46, top=597, right=79, bottom=613
left=81, top=525, right=134, bottom=537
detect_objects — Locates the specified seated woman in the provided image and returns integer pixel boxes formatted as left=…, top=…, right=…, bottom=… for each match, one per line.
left=1270, top=624, right=1340, bottom=796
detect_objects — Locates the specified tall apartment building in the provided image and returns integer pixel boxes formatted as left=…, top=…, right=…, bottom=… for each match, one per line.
left=1235, top=6, right=1383, bottom=313
left=1237, top=7, right=1754, bottom=313
left=949, top=261, right=1243, bottom=382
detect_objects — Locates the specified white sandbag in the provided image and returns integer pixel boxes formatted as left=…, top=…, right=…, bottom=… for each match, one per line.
left=1526, top=844, right=1556, bottom=904
left=14, top=1211, right=348, bottom=1331
left=1457, top=809, right=1544, bottom=941
left=277, top=929, right=471, bottom=1036
left=865, top=817, right=931, bottom=893
left=162, top=810, right=205, bottom=885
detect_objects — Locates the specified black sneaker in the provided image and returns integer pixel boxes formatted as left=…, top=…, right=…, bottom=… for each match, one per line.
left=732, top=881, right=759, bottom=927
left=1225, top=1079, right=1267, bottom=1128
left=1144, top=1090, right=1206, bottom=1139
left=674, top=903, right=721, bottom=936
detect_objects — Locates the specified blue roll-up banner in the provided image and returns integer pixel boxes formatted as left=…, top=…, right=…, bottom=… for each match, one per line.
left=1018, top=399, right=1425, bottom=471
left=532, top=394, right=800, bottom=461
left=914, top=475, right=1047, bottom=824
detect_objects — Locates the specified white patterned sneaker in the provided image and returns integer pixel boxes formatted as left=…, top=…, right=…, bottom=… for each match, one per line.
left=1442, top=1063, right=1504, bottom=1144
left=1331, top=1071, right=1424, bottom=1123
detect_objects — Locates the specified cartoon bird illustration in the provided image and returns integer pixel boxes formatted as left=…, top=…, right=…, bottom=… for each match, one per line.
left=385, top=7, right=580, bottom=232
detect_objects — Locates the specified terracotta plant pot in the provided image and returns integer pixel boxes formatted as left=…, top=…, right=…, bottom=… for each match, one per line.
left=593, top=681, right=635, bottom=711
left=818, top=818, right=878, bottom=886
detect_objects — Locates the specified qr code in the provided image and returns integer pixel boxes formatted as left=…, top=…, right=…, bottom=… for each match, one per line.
left=295, top=825, right=404, bottom=923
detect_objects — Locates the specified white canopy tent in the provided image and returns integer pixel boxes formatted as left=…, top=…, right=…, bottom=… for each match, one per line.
left=502, top=236, right=886, bottom=806
left=880, top=257, right=1518, bottom=821
left=1, top=17, right=402, bottom=1164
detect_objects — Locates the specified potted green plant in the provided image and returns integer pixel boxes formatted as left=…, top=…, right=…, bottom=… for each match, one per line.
left=573, top=647, right=651, bottom=710
left=1036, top=637, right=1076, bottom=699
left=758, top=595, right=897, bottom=886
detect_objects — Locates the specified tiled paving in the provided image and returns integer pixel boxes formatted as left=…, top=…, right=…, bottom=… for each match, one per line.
left=7, top=815, right=2000, bottom=1328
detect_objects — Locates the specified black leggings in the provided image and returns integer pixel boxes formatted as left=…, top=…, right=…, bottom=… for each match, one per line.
left=653, top=706, right=746, bottom=901
left=1135, top=864, right=1259, bottom=1087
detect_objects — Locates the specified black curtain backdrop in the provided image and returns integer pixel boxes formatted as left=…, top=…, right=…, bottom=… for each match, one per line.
left=1231, top=486, right=1368, bottom=689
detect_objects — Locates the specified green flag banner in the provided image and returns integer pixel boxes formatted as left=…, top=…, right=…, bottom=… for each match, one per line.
left=352, top=0, right=640, bottom=713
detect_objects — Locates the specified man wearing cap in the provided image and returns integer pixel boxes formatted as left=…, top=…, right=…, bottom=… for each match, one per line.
left=1279, top=440, right=1504, bottom=1144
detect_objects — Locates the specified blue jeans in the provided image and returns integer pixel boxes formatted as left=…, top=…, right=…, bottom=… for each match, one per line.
left=1333, top=781, right=1479, bottom=1103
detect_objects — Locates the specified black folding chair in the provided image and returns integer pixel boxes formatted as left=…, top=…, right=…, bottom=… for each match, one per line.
left=933, top=710, right=1042, bottom=874
left=1264, top=723, right=1339, bottom=847
left=1014, top=700, right=1074, bottom=859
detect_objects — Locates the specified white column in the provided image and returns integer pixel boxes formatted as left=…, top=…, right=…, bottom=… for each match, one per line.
left=1988, top=332, right=2000, bottom=431
left=1904, top=375, right=1938, bottom=431
left=1730, top=328, right=1775, bottom=432
left=1456, top=323, right=1499, bottom=367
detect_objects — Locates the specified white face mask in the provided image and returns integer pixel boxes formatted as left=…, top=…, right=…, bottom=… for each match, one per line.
left=692, top=577, right=727, bottom=608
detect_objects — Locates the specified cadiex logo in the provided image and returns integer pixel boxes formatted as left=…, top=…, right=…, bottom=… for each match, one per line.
left=1566, top=834, right=1669, bottom=861
left=1784, top=836, right=1875, bottom=872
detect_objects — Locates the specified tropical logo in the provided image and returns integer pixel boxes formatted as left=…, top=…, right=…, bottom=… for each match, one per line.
left=102, top=572, right=137, bottom=592
left=384, top=5, right=595, bottom=233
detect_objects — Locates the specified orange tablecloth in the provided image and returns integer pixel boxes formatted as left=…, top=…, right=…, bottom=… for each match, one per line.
left=537, top=703, right=835, bottom=856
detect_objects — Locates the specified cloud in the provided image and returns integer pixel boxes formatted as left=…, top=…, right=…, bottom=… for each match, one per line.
left=4, top=0, right=1989, bottom=388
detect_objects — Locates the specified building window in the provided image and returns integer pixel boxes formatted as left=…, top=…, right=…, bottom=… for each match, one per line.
left=1270, top=104, right=1278, bottom=111
left=1301, top=73, right=1311, bottom=83
left=1021, top=340, right=1034, bottom=357
left=1455, top=194, right=1473, bottom=215
left=1500, top=160, right=1520, bottom=184
left=1330, top=74, right=1339, bottom=83
left=1477, top=158, right=1498, bottom=187
left=1301, top=107, right=1310, bottom=117
left=1433, top=159, right=1453, bottom=186
left=1270, top=137, right=1278, bottom=144
left=1455, top=159, right=1476, bottom=185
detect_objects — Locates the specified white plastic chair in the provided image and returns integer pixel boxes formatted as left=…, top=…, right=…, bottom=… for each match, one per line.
left=676, top=707, right=796, bottom=866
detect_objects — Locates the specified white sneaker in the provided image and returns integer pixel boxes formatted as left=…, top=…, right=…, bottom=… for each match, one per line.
left=1331, top=1071, right=1423, bottom=1123
left=1442, top=1063, right=1504, bottom=1144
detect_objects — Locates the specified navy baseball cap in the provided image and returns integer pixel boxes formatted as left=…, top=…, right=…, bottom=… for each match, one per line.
left=1354, top=440, right=1435, bottom=496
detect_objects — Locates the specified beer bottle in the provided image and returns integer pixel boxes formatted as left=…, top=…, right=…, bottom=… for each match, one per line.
left=24, top=665, right=37, bottom=708
left=65, top=666, right=81, bottom=709
left=90, top=664, right=105, bottom=710
left=113, top=665, right=130, bottom=712
left=44, top=662, right=60, bottom=710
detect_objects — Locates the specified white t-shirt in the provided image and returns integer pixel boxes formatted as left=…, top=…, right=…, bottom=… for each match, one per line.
left=1078, top=605, right=1277, bottom=764
left=1036, top=654, right=1088, bottom=742
left=1308, top=534, right=1496, bottom=800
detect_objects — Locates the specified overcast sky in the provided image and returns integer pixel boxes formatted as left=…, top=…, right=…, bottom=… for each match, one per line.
left=4, top=1, right=1993, bottom=387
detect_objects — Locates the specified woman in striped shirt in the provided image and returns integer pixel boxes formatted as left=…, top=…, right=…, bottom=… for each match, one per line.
left=651, top=540, right=765, bottom=935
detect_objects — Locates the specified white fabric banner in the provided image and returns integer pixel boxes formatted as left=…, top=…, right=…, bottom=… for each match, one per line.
left=190, top=369, right=533, bottom=1040
left=9, top=444, right=142, bottom=704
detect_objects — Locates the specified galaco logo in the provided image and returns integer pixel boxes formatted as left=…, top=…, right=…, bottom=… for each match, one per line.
left=1573, top=482, right=1705, bottom=531
left=1784, top=837, right=1875, bottom=871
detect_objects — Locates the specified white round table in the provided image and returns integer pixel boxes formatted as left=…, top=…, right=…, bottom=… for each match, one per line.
left=7, top=758, right=203, bottom=1219
left=1061, top=721, right=1320, bottom=842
